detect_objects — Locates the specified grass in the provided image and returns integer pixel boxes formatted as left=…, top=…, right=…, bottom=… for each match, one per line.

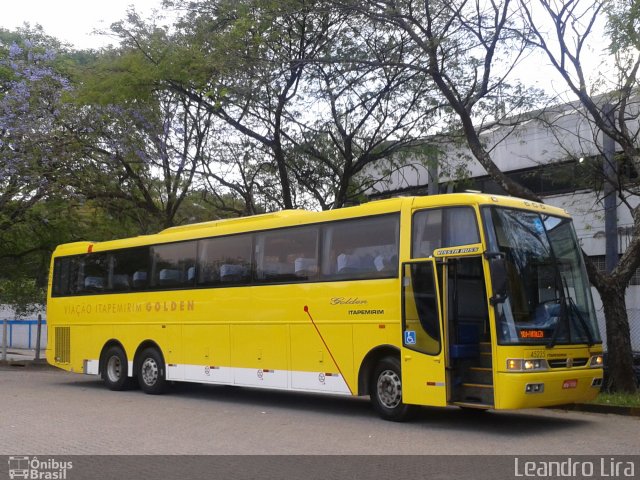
left=590, top=391, right=640, bottom=408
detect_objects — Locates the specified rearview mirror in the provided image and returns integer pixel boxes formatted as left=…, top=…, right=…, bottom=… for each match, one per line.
left=487, top=254, right=508, bottom=305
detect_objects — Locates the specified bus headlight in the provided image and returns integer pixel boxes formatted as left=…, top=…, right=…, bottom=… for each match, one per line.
left=506, top=358, right=549, bottom=372
left=589, top=355, right=604, bottom=368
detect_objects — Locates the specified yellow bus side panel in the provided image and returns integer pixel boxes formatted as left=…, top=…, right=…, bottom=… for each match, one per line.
left=231, top=324, right=289, bottom=371
left=48, top=278, right=402, bottom=396
left=182, top=324, right=231, bottom=368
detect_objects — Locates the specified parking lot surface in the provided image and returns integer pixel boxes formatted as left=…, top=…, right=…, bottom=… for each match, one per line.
left=1, top=366, right=639, bottom=455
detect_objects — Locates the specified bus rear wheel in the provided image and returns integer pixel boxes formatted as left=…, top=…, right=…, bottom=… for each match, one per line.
left=137, top=348, right=168, bottom=395
left=102, top=346, right=132, bottom=391
left=370, top=356, right=413, bottom=422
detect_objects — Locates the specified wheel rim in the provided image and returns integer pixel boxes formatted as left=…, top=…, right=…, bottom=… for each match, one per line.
left=141, top=357, right=159, bottom=386
left=106, top=355, right=122, bottom=383
left=377, top=368, right=402, bottom=409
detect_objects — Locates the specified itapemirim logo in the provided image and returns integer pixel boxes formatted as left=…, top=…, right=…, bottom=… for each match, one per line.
left=8, top=456, right=72, bottom=480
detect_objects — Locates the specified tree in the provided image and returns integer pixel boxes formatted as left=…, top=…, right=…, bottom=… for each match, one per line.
left=198, top=129, right=283, bottom=215
left=69, top=91, right=215, bottom=230
left=111, top=1, right=443, bottom=211
left=0, top=28, right=76, bottom=312
left=0, top=197, right=144, bottom=316
left=159, top=0, right=341, bottom=210
left=288, top=17, right=441, bottom=209
left=67, top=16, right=224, bottom=230
left=339, top=0, right=545, bottom=197
left=0, top=29, right=71, bottom=233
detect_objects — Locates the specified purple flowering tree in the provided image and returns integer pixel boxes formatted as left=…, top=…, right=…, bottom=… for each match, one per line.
left=0, top=36, right=71, bottom=232
left=0, top=31, right=76, bottom=313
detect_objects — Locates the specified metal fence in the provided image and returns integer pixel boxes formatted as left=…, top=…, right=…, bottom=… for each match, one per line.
left=589, top=309, right=639, bottom=353
left=0, top=317, right=47, bottom=350
left=627, top=308, right=640, bottom=352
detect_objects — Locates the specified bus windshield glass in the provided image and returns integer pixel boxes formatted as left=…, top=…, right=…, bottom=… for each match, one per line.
left=483, top=207, right=601, bottom=346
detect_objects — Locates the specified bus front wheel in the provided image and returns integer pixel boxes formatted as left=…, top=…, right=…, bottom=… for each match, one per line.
left=370, top=356, right=413, bottom=422
left=102, top=346, right=132, bottom=391
left=137, top=348, right=168, bottom=395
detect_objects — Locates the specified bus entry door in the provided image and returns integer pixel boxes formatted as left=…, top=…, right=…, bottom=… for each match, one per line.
left=401, top=260, right=447, bottom=407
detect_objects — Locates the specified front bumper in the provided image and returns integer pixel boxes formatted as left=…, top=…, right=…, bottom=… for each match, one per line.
left=494, top=368, right=602, bottom=409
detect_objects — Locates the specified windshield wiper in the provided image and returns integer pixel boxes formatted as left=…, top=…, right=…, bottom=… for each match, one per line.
left=545, top=257, right=571, bottom=349
left=567, top=293, right=595, bottom=347
left=547, top=277, right=595, bottom=347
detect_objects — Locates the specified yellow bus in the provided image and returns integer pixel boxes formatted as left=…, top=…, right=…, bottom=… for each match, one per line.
left=47, top=193, right=604, bottom=421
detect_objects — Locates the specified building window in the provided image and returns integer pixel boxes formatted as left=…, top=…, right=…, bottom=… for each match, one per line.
left=590, top=255, right=640, bottom=286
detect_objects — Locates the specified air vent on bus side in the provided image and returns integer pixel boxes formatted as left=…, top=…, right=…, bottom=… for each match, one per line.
left=55, top=327, right=71, bottom=364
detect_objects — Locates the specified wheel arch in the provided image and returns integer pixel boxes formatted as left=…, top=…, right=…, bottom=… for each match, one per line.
left=357, top=344, right=401, bottom=396
left=133, top=340, right=165, bottom=374
left=99, top=339, right=127, bottom=375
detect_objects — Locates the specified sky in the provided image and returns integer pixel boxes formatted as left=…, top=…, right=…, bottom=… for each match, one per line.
left=0, top=0, right=612, bottom=101
left=0, top=0, right=165, bottom=49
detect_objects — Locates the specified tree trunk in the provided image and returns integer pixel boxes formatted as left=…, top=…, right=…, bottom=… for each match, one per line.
left=597, top=282, right=637, bottom=393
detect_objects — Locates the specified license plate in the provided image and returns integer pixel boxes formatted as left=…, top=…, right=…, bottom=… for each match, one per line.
left=562, top=379, right=578, bottom=389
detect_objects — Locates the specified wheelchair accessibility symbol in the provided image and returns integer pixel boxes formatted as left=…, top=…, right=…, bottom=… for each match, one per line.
left=404, top=330, right=416, bottom=345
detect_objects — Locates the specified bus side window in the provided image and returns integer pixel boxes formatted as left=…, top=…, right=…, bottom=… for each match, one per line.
left=80, top=253, right=109, bottom=293
left=294, top=257, right=317, bottom=277
left=412, top=207, right=480, bottom=258
left=255, top=226, right=319, bottom=283
left=322, top=214, right=399, bottom=280
left=150, top=242, right=197, bottom=289
left=132, top=270, right=148, bottom=288
left=197, top=234, right=252, bottom=287
left=52, top=257, right=78, bottom=296
left=110, top=247, right=150, bottom=291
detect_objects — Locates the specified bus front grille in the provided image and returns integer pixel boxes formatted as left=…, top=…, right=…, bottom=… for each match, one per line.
left=55, top=327, right=71, bottom=364
left=548, top=358, right=588, bottom=368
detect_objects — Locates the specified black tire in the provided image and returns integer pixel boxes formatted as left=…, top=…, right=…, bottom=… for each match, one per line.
left=370, top=356, right=414, bottom=422
left=137, top=347, right=168, bottom=394
left=102, top=346, right=132, bottom=391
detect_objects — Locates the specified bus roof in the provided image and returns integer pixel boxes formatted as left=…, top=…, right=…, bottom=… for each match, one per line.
left=53, top=193, right=569, bottom=255
left=157, top=209, right=311, bottom=235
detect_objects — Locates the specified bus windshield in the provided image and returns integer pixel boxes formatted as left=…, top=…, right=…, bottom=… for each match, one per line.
left=483, top=207, right=601, bottom=346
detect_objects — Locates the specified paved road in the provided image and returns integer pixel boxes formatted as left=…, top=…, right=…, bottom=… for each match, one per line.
left=1, top=365, right=638, bottom=455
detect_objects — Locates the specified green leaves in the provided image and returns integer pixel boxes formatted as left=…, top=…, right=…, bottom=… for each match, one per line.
left=606, top=0, right=640, bottom=53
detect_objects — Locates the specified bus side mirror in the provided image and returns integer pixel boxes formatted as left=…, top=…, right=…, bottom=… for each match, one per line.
left=487, top=255, right=508, bottom=305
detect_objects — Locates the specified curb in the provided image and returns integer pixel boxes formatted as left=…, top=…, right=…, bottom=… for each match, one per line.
left=553, top=403, right=640, bottom=417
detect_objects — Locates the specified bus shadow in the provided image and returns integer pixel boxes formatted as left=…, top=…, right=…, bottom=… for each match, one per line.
left=65, top=376, right=593, bottom=434
left=171, top=381, right=592, bottom=434
left=410, top=406, right=589, bottom=436
left=171, top=381, right=374, bottom=419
